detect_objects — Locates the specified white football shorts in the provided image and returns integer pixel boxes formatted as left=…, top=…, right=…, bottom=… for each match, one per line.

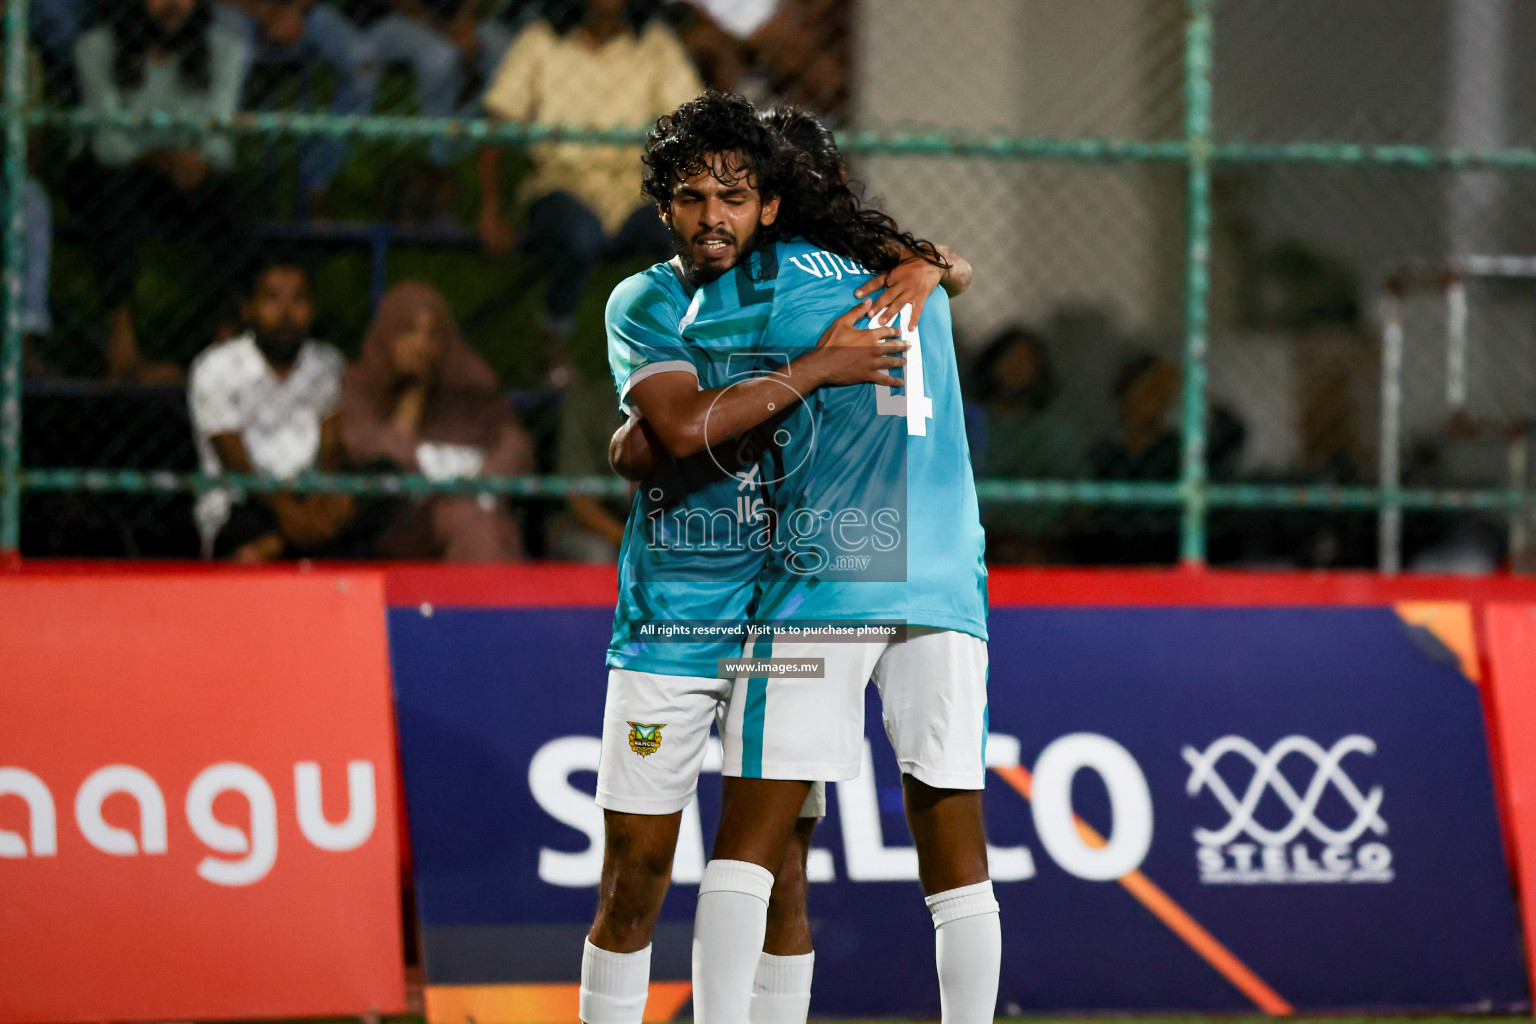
left=719, top=626, right=989, bottom=790
left=596, top=667, right=827, bottom=816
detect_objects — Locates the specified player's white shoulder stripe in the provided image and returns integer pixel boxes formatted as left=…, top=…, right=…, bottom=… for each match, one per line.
left=678, top=289, right=704, bottom=332
left=618, top=360, right=700, bottom=414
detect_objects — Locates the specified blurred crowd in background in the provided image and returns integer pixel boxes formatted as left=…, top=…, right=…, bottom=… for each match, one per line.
left=6, top=0, right=1525, bottom=570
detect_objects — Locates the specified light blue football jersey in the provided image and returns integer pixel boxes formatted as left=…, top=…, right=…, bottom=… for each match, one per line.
left=691, top=238, right=989, bottom=640
left=605, top=260, right=794, bottom=676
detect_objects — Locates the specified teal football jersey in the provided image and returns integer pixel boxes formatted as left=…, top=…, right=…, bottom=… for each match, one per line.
left=692, top=238, right=989, bottom=640
left=605, top=261, right=794, bottom=676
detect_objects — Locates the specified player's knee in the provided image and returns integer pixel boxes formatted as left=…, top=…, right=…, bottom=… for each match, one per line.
left=768, top=827, right=812, bottom=910
left=605, top=825, right=675, bottom=883
left=593, top=838, right=672, bottom=945
left=776, top=832, right=814, bottom=887
left=768, top=862, right=808, bottom=913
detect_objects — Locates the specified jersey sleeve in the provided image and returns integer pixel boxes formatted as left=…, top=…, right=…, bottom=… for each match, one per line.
left=606, top=273, right=699, bottom=416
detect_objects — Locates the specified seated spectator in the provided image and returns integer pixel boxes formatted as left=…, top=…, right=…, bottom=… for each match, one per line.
left=667, top=0, right=847, bottom=114
left=217, top=0, right=523, bottom=218
left=189, top=254, right=373, bottom=560
left=215, top=0, right=373, bottom=211
left=969, top=325, right=1084, bottom=563
left=1075, top=352, right=1245, bottom=565
left=476, top=0, right=702, bottom=384
left=401, top=0, right=526, bottom=115
left=351, top=0, right=517, bottom=219
left=70, top=0, right=255, bottom=382
left=341, top=281, right=531, bottom=561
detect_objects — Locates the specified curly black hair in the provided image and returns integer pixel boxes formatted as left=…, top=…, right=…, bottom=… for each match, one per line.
left=643, top=95, right=949, bottom=279
left=760, top=105, right=948, bottom=276
left=641, top=92, right=791, bottom=217
left=104, top=0, right=213, bottom=92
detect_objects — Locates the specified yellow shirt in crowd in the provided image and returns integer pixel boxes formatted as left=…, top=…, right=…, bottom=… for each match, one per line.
left=484, top=21, right=704, bottom=235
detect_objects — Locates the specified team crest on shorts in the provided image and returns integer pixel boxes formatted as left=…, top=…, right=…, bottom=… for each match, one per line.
left=628, top=722, right=665, bottom=756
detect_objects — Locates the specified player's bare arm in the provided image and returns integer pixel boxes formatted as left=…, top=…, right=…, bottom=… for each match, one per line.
left=934, top=244, right=974, bottom=295
left=624, top=299, right=906, bottom=461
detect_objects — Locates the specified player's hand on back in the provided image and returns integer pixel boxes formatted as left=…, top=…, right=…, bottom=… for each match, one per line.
left=855, top=256, right=944, bottom=327
left=803, top=298, right=907, bottom=389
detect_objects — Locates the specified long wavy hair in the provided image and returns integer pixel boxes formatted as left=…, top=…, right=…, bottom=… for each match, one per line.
left=642, top=92, right=793, bottom=231
left=760, top=106, right=947, bottom=276
left=104, top=0, right=213, bottom=92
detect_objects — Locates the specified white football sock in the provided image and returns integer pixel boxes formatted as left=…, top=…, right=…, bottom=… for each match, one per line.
left=925, top=880, right=1001, bottom=1024
left=580, top=938, right=651, bottom=1024
left=749, top=951, right=815, bottom=1024
left=692, top=858, right=775, bottom=1024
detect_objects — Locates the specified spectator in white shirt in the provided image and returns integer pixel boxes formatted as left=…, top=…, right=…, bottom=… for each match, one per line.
left=188, top=255, right=366, bottom=561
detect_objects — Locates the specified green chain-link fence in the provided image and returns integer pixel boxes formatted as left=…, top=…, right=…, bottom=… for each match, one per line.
left=6, top=0, right=1536, bottom=568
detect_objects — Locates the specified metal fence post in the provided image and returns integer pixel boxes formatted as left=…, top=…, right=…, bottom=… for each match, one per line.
left=1, top=0, right=29, bottom=557
left=1378, top=286, right=1405, bottom=574
left=1179, top=0, right=1216, bottom=567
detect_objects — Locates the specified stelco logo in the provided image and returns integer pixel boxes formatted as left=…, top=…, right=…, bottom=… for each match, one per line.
left=1183, top=735, right=1392, bottom=884
left=528, top=731, right=1153, bottom=888
left=0, top=761, right=378, bottom=886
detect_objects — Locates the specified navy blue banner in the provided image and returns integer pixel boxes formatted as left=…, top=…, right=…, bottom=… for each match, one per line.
left=388, top=604, right=1529, bottom=1015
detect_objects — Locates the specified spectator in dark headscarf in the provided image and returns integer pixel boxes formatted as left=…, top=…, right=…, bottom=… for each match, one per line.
left=341, top=281, right=533, bottom=561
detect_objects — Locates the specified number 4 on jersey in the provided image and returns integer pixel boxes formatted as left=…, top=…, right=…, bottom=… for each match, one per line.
left=872, top=303, right=933, bottom=436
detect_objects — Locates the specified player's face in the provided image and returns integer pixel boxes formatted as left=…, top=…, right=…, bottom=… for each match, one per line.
left=243, top=266, right=313, bottom=367
left=660, top=152, right=780, bottom=285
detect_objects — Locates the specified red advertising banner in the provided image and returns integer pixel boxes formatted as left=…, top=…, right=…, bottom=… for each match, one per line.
left=0, top=573, right=407, bottom=1023
left=1484, top=603, right=1536, bottom=996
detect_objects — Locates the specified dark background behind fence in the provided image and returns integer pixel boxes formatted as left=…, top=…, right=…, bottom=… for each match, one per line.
left=6, top=0, right=1536, bottom=571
